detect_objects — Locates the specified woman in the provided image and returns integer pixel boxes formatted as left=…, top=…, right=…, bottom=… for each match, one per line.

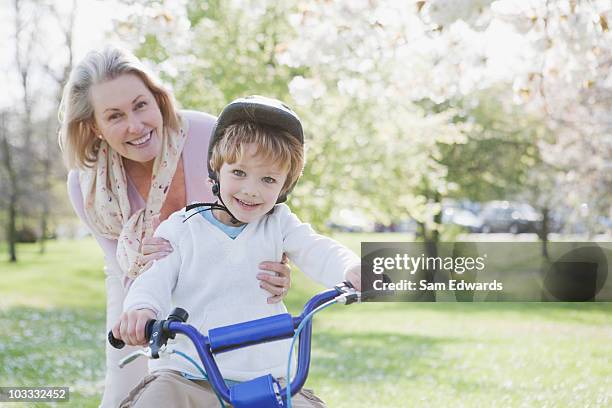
left=58, top=46, right=292, bottom=407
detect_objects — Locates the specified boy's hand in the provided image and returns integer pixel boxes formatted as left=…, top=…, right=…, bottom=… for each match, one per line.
left=112, top=308, right=157, bottom=346
left=345, top=264, right=361, bottom=291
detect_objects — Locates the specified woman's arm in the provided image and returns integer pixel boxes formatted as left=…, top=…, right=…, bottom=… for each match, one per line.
left=67, top=170, right=124, bottom=278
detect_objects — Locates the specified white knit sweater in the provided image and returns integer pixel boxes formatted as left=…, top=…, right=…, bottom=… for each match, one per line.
left=123, top=203, right=359, bottom=381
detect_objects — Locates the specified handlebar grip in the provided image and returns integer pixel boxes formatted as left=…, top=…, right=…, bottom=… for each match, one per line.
left=144, top=319, right=156, bottom=341
left=108, top=330, right=125, bottom=349
left=107, top=319, right=157, bottom=350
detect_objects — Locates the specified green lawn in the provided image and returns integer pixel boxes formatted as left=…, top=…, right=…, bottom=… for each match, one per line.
left=1, top=237, right=611, bottom=407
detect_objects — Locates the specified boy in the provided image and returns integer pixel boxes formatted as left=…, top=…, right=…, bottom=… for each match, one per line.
left=113, top=96, right=361, bottom=407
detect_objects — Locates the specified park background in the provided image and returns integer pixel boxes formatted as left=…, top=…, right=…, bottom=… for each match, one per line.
left=0, top=0, right=610, bottom=407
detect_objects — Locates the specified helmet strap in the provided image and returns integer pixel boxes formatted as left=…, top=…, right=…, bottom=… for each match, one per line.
left=183, top=179, right=241, bottom=225
left=211, top=179, right=241, bottom=225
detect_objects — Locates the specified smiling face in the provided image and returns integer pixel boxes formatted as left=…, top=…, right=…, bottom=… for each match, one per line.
left=90, top=74, right=164, bottom=164
left=214, top=143, right=288, bottom=226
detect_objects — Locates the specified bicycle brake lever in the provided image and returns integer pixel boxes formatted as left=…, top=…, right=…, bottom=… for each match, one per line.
left=334, top=281, right=354, bottom=293
left=118, top=348, right=152, bottom=368
left=334, top=282, right=361, bottom=305
left=336, top=292, right=360, bottom=305
left=148, top=308, right=190, bottom=358
left=118, top=343, right=178, bottom=369
left=148, top=319, right=168, bottom=359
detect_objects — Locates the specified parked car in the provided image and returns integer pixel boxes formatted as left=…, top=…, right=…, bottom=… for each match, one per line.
left=374, top=219, right=417, bottom=233
left=534, top=208, right=565, bottom=234
left=479, top=201, right=541, bottom=234
left=596, top=216, right=612, bottom=234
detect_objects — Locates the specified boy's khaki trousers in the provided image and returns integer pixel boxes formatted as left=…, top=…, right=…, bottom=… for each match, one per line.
left=119, top=369, right=327, bottom=408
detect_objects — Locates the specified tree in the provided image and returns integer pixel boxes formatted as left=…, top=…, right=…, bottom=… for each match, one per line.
left=108, top=0, right=610, bottom=238
left=1, top=0, right=78, bottom=260
left=113, top=0, right=335, bottom=225
left=420, top=0, right=612, bottom=235
left=0, top=111, right=18, bottom=261
left=37, top=0, right=76, bottom=253
left=2, top=0, right=43, bottom=261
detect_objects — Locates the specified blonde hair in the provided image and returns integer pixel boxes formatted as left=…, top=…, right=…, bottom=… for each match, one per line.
left=209, top=122, right=304, bottom=194
left=58, top=46, right=180, bottom=169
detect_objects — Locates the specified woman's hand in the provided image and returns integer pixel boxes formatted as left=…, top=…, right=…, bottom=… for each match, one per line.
left=141, top=236, right=173, bottom=265
left=257, top=253, right=292, bottom=304
left=141, top=215, right=173, bottom=268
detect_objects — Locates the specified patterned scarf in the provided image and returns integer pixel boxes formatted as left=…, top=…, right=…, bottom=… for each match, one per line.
left=79, top=118, right=188, bottom=280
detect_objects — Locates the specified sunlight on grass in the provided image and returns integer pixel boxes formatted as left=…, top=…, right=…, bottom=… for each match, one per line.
left=0, top=239, right=105, bottom=310
left=1, top=237, right=611, bottom=407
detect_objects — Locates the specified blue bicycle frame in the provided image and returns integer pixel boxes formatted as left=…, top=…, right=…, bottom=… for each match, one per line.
left=109, top=283, right=361, bottom=407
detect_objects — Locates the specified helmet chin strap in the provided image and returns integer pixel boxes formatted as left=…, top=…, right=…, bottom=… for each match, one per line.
left=212, top=180, right=241, bottom=225
left=183, top=180, right=241, bottom=225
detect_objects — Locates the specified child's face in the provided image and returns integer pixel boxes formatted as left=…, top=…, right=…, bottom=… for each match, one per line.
left=215, top=143, right=288, bottom=225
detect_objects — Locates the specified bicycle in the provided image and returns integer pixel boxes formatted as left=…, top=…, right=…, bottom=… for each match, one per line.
left=109, top=282, right=374, bottom=408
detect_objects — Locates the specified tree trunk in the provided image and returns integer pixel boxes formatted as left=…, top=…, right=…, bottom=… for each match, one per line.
left=39, top=204, right=48, bottom=254
left=1, top=113, right=19, bottom=262
left=538, top=207, right=550, bottom=261
left=8, top=196, right=17, bottom=262
left=415, top=191, right=442, bottom=301
left=39, top=120, right=53, bottom=254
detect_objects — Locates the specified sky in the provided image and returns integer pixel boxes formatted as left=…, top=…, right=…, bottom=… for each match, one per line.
left=0, top=0, right=125, bottom=111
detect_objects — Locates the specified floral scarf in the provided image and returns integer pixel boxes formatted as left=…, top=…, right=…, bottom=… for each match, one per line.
left=79, top=119, right=187, bottom=280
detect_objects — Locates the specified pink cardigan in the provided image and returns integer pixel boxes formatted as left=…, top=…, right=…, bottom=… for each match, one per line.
left=67, top=110, right=217, bottom=279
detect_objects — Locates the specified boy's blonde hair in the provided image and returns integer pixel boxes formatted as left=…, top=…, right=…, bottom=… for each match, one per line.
left=57, top=45, right=180, bottom=169
left=209, top=121, right=304, bottom=194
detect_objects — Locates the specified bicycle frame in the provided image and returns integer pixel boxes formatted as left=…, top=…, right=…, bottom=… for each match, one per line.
left=110, top=283, right=361, bottom=407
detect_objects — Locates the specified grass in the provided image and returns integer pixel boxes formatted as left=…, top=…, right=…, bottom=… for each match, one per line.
left=0, top=239, right=105, bottom=310
left=0, top=237, right=611, bottom=407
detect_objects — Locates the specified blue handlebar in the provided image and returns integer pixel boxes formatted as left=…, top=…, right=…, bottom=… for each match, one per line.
left=162, top=288, right=342, bottom=404
left=107, top=286, right=353, bottom=407
left=209, top=313, right=295, bottom=354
